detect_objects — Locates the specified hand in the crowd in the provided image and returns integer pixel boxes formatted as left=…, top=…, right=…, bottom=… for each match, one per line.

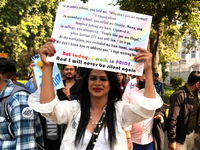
left=154, top=114, right=164, bottom=123
left=168, top=142, right=176, bottom=150
left=30, top=60, right=38, bottom=89
left=30, top=60, right=36, bottom=72
left=39, top=38, right=56, bottom=67
left=127, top=139, right=133, bottom=150
left=62, top=86, right=70, bottom=97
left=135, top=39, right=152, bottom=71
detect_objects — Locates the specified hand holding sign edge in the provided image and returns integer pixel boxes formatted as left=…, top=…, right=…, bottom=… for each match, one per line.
left=134, top=39, right=152, bottom=73
left=39, top=38, right=56, bottom=68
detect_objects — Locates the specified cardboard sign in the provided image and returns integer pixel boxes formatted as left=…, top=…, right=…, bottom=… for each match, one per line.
left=47, top=2, right=152, bottom=75
left=31, top=54, right=64, bottom=89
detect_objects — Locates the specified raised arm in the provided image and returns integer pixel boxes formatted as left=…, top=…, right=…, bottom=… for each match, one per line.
left=29, top=60, right=38, bottom=90
left=135, top=40, right=155, bottom=98
left=39, top=38, right=56, bottom=104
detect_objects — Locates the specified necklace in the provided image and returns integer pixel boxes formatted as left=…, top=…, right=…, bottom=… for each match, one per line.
left=89, top=108, right=106, bottom=145
left=90, top=108, right=98, bottom=131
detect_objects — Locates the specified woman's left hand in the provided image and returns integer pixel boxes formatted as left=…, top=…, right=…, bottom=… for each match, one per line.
left=135, top=40, right=155, bottom=98
left=134, top=40, right=152, bottom=72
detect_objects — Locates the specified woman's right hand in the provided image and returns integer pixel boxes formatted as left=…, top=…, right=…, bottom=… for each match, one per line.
left=39, top=38, right=56, bottom=66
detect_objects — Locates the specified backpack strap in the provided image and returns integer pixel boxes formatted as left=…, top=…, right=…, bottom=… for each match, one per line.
left=1, top=86, right=30, bottom=139
left=0, top=86, right=46, bottom=150
left=1, top=86, right=30, bottom=118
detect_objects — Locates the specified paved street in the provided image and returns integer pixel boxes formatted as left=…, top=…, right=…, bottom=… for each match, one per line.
left=163, top=132, right=168, bottom=150
left=163, top=132, right=200, bottom=150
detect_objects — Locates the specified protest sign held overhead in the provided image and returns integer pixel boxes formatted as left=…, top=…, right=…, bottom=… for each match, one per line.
left=32, top=54, right=64, bottom=89
left=47, top=2, right=152, bottom=76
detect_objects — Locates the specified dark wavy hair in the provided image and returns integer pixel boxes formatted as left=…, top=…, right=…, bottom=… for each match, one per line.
left=62, top=64, right=76, bottom=71
left=0, top=58, right=16, bottom=78
left=75, top=69, right=122, bottom=149
left=187, top=71, right=200, bottom=85
left=120, top=73, right=126, bottom=94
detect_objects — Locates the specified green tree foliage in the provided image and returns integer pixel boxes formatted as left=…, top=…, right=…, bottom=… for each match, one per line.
left=110, top=0, right=200, bottom=74
left=159, top=24, right=183, bottom=82
left=0, top=0, right=66, bottom=75
left=0, top=0, right=64, bottom=61
left=160, top=62, right=169, bottom=86
left=159, top=25, right=183, bottom=63
left=170, top=76, right=185, bottom=90
left=163, top=87, right=174, bottom=104
left=16, top=48, right=39, bottom=78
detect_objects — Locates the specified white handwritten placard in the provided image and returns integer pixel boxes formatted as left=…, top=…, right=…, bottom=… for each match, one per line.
left=31, top=54, right=64, bottom=89
left=47, top=2, right=152, bottom=75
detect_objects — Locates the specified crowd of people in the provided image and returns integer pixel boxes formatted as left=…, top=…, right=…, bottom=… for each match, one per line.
left=0, top=38, right=199, bottom=150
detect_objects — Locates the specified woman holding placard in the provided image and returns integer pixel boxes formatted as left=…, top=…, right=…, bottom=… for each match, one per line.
left=28, top=38, right=163, bottom=150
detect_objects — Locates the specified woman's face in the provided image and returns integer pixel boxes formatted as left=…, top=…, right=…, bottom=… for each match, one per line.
left=117, top=73, right=123, bottom=83
left=88, top=69, right=110, bottom=99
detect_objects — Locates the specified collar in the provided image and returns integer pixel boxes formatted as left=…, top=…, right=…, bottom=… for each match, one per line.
left=63, top=79, right=76, bottom=86
left=185, top=84, right=196, bottom=97
left=0, top=79, right=15, bottom=99
left=154, top=80, right=160, bottom=84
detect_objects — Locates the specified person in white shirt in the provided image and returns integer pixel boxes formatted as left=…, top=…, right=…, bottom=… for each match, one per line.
left=28, top=38, right=163, bottom=150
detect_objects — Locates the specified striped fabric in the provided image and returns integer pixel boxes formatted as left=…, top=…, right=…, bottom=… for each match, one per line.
left=0, top=79, right=44, bottom=150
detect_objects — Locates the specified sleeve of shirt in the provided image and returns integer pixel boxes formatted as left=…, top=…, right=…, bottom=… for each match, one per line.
left=161, top=83, right=164, bottom=99
left=167, top=92, right=182, bottom=143
left=10, top=91, right=44, bottom=150
left=28, top=88, right=80, bottom=125
left=119, top=89, right=163, bottom=128
left=71, top=94, right=76, bottom=101
left=122, top=90, right=132, bottom=131
left=25, top=79, right=31, bottom=90
left=122, top=89, right=131, bottom=104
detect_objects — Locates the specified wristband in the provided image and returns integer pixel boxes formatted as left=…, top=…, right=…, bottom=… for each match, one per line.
left=67, top=94, right=71, bottom=99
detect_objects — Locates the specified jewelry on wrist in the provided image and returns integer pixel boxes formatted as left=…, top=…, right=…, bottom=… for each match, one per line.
left=67, top=94, right=71, bottom=99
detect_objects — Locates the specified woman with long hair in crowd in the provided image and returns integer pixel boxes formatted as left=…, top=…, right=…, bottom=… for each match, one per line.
left=117, top=72, right=127, bottom=95
left=28, top=38, right=163, bottom=150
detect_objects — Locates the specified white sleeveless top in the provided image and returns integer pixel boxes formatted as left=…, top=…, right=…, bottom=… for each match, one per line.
left=77, top=127, right=110, bottom=150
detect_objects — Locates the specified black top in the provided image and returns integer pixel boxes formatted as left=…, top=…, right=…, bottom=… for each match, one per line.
left=39, top=114, right=62, bottom=150
left=167, top=85, right=199, bottom=144
left=57, top=79, right=81, bottom=100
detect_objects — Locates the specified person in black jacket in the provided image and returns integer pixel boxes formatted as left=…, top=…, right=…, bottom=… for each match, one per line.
left=57, top=65, right=80, bottom=100
left=167, top=71, right=200, bottom=150
left=153, top=109, right=166, bottom=150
